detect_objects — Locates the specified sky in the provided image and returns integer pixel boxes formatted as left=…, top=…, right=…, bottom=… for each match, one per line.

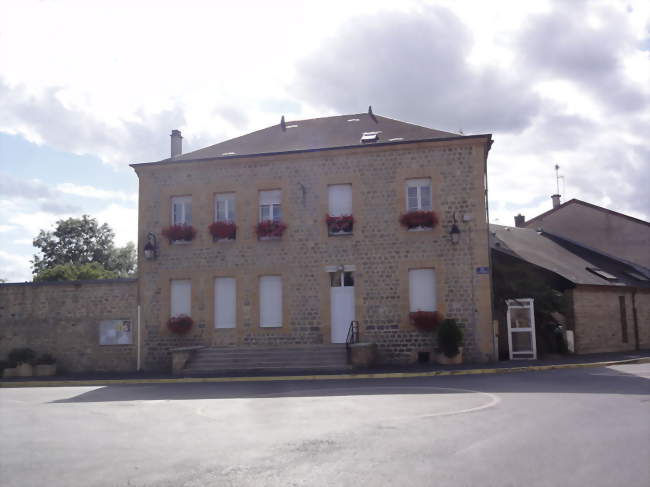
left=0, top=0, right=648, bottom=282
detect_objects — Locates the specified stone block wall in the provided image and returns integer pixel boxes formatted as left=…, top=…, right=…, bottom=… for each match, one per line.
left=134, top=137, right=494, bottom=370
left=572, top=286, right=650, bottom=353
left=0, top=279, right=138, bottom=374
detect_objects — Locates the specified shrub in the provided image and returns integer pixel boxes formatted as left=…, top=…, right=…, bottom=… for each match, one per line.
left=35, top=353, right=56, bottom=365
left=8, top=347, right=36, bottom=365
left=399, top=210, right=438, bottom=229
left=208, top=221, right=237, bottom=240
left=256, top=220, right=287, bottom=238
left=168, top=315, right=193, bottom=334
left=437, top=319, right=464, bottom=357
left=409, top=311, right=443, bottom=331
left=162, top=225, right=196, bottom=242
left=326, top=214, right=354, bottom=234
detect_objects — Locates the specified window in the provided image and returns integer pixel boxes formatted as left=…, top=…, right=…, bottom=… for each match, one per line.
left=330, top=270, right=354, bottom=287
left=215, top=193, right=235, bottom=222
left=619, top=296, right=628, bottom=343
left=259, top=190, right=282, bottom=222
left=170, top=279, right=191, bottom=317
left=405, top=179, right=432, bottom=212
left=260, top=276, right=282, bottom=327
left=409, top=269, right=436, bottom=312
left=171, top=196, right=192, bottom=225
left=328, top=184, right=352, bottom=216
left=215, top=277, right=236, bottom=329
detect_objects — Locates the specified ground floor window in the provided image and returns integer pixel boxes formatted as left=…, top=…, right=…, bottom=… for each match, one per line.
left=170, top=279, right=191, bottom=317
left=260, top=275, right=282, bottom=327
left=215, top=277, right=236, bottom=328
left=408, top=268, right=436, bottom=312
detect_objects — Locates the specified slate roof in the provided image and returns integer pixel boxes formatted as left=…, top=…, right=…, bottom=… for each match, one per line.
left=165, top=112, right=464, bottom=163
left=490, top=224, right=650, bottom=288
left=524, top=198, right=650, bottom=228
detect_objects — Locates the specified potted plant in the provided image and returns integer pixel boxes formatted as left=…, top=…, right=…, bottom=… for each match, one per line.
left=34, top=353, right=57, bottom=377
left=162, top=224, right=197, bottom=243
left=326, top=214, right=354, bottom=235
left=409, top=310, right=443, bottom=332
left=256, top=220, right=287, bottom=239
left=209, top=221, right=237, bottom=241
left=436, top=318, right=464, bottom=365
left=8, top=347, right=36, bottom=377
left=399, top=210, right=438, bottom=230
left=1, top=359, right=17, bottom=378
left=168, top=315, right=194, bottom=334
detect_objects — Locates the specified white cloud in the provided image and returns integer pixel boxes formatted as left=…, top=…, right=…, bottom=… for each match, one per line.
left=0, top=249, right=31, bottom=282
left=57, top=183, right=136, bottom=202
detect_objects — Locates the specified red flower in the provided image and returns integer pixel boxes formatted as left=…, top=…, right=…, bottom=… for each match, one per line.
left=399, top=211, right=438, bottom=229
left=209, top=221, right=237, bottom=240
left=326, top=214, right=354, bottom=234
left=256, top=220, right=287, bottom=238
left=409, top=311, right=443, bottom=331
left=168, top=315, right=193, bottom=334
left=162, top=225, right=197, bottom=242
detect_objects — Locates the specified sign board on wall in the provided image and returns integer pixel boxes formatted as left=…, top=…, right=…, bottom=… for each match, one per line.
left=99, top=320, right=133, bottom=345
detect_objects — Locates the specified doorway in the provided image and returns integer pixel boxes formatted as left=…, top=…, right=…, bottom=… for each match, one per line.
left=330, top=270, right=355, bottom=343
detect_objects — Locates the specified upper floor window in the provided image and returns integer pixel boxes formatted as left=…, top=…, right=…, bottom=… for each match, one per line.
left=259, top=190, right=282, bottom=222
left=215, top=193, right=235, bottom=222
left=328, top=184, right=352, bottom=216
left=171, top=196, right=192, bottom=225
left=405, top=179, right=432, bottom=212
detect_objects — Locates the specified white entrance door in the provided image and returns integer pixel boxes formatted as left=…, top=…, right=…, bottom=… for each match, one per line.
left=330, top=270, right=355, bottom=343
left=506, top=298, right=537, bottom=360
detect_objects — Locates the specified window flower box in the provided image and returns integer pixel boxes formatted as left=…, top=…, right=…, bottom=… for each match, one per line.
left=326, top=214, right=354, bottom=235
left=399, top=210, right=438, bottom=230
left=256, top=220, right=287, bottom=239
left=409, top=310, right=443, bottom=331
left=209, top=221, right=237, bottom=241
left=168, top=315, right=194, bottom=334
left=162, top=224, right=196, bottom=243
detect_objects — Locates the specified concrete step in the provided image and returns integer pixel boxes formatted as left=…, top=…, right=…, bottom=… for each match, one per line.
left=183, top=344, right=350, bottom=375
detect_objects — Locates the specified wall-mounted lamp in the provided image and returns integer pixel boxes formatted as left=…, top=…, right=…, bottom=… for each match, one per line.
left=143, top=232, right=158, bottom=260
left=450, top=212, right=461, bottom=245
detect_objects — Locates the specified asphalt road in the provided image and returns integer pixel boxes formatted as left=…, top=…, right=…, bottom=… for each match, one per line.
left=1, top=363, right=649, bottom=487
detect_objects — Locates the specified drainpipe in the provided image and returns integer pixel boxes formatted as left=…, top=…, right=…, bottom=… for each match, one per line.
left=631, top=289, right=640, bottom=351
left=137, top=304, right=142, bottom=371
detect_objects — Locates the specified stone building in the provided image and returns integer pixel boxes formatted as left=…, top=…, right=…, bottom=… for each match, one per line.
left=131, top=111, right=495, bottom=371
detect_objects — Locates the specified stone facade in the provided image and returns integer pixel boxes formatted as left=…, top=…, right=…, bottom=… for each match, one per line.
left=134, top=137, right=494, bottom=371
left=0, top=280, right=137, bottom=373
left=571, top=286, right=650, bottom=354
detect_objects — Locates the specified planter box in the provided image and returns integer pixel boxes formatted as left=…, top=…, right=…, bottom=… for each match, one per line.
left=435, top=347, right=463, bottom=365
left=16, top=363, right=33, bottom=377
left=34, top=364, right=57, bottom=377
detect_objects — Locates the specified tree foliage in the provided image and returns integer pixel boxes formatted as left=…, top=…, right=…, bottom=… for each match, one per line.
left=32, top=215, right=136, bottom=281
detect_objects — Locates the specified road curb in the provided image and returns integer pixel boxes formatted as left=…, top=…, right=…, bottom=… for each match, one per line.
left=1, top=356, right=649, bottom=388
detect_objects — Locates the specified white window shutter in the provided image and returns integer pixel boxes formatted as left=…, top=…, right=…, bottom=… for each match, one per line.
left=409, top=269, right=436, bottom=312
left=328, top=184, right=352, bottom=216
left=171, top=280, right=191, bottom=317
left=260, top=276, right=282, bottom=327
left=215, top=277, right=236, bottom=328
left=171, top=196, right=192, bottom=225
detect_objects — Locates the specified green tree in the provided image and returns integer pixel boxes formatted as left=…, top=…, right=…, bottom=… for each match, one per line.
left=32, top=215, right=136, bottom=281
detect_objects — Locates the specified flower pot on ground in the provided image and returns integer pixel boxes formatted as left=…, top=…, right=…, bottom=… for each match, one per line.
left=326, top=214, right=354, bottom=235
left=8, top=348, right=36, bottom=377
left=256, top=220, right=287, bottom=239
left=399, top=210, right=438, bottom=230
left=209, top=221, right=236, bottom=241
left=409, top=310, right=443, bottom=332
left=162, top=224, right=197, bottom=243
left=436, top=318, right=464, bottom=365
left=34, top=353, right=57, bottom=376
left=168, top=315, right=194, bottom=334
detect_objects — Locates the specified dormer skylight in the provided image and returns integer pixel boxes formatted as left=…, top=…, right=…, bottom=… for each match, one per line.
left=221, top=152, right=236, bottom=156
left=586, top=267, right=618, bottom=281
left=347, top=118, right=360, bottom=122
left=389, top=137, right=404, bottom=142
left=286, top=124, right=298, bottom=128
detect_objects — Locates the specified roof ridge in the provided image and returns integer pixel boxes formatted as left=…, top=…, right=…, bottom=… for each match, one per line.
left=525, top=198, right=650, bottom=227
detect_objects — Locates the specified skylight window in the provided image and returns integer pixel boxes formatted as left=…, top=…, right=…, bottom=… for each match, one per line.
left=586, top=267, right=618, bottom=281
left=623, top=271, right=650, bottom=282
left=360, top=131, right=381, bottom=143
left=389, top=137, right=404, bottom=142
left=221, top=152, right=236, bottom=156
left=286, top=124, right=298, bottom=128
left=347, top=118, right=360, bottom=122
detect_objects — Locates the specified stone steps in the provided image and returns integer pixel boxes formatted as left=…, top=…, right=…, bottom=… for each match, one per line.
left=183, top=344, right=350, bottom=375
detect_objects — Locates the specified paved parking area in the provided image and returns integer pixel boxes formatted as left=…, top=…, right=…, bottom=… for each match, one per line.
left=1, top=363, right=649, bottom=487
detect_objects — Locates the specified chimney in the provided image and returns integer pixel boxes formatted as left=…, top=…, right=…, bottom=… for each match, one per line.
left=514, top=214, right=526, bottom=227
left=551, top=194, right=561, bottom=209
left=170, top=129, right=182, bottom=158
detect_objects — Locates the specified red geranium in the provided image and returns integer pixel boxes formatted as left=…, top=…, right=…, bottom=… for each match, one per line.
left=168, top=315, right=193, bottom=334
left=162, top=224, right=197, bottom=242
left=399, top=211, right=438, bottom=229
left=256, top=220, right=287, bottom=239
left=326, top=214, right=354, bottom=234
left=209, top=221, right=237, bottom=240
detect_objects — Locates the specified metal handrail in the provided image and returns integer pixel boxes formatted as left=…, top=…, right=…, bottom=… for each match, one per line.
left=346, top=320, right=359, bottom=349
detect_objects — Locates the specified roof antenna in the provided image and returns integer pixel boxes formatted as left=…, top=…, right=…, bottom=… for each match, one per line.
left=280, top=115, right=286, bottom=131
left=368, top=105, right=377, bottom=122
